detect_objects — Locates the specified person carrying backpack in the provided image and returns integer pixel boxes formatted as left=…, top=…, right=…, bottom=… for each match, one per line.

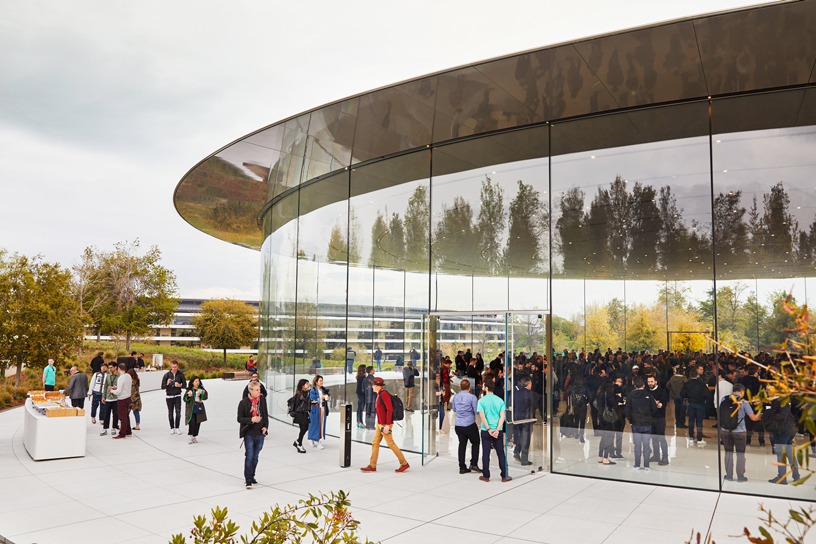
left=765, top=399, right=801, bottom=484
left=360, top=377, right=409, bottom=473
left=718, top=383, right=760, bottom=482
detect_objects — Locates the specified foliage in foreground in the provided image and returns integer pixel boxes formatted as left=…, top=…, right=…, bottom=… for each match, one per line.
left=688, top=295, right=816, bottom=543
left=169, top=491, right=376, bottom=544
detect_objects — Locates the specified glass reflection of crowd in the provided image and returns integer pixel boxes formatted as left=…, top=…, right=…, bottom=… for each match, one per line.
left=430, top=346, right=813, bottom=486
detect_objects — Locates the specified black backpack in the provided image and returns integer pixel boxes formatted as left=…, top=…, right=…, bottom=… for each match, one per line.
left=378, top=391, right=404, bottom=421
left=718, top=396, right=742, bottom=431
left=287, top=395, right=296, bottom=418
left=760, top=407, right=781, bottom=434
left=570, top=382, right=587, bottom=407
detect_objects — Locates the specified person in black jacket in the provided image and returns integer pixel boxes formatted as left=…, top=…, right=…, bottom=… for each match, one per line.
left=767, top=399, right=801, bottom=484
left=242, top=373, right=268, bottom=400
left=680, top=365, right=709, bottom=443
left=292, top=379, right=311, bottom=453
left=625, top=376, right=660, bottom=470
left=161, top=360, right=187, bottom=434
left=238, top=381, right=268, bottom=488
left=647, top=376, right=669, bottom=465
left=512, top=377, right=535, bottom=466
left=403, top=361, right=419, bottom=411
left=90, top=351, right=105, bottom=374
left=611, top=376, right=626, bottom=458
left=455, top=351, right=466, bottom=378
left=596, top=380, right=617, bottom=465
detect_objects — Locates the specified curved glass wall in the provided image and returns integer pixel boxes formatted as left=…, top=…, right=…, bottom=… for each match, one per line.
left=258, top=86, right=816, bottom=500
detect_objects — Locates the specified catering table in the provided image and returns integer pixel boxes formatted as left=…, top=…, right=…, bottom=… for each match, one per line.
left=138, top=369, right=166, bottom=392
left=23, top=399, right=86, bottom=461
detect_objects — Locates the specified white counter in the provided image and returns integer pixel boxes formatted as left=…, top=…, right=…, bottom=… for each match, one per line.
left=23, top=399, right=86, bottom=461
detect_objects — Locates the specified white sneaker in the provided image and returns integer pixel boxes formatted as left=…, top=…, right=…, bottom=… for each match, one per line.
left=309, top=440, right=317, bottom=448
left=189, top=438, right=194, bottom=444
left=175, top=428, right=181, bottom=435
left=170, top=429, right=176, bottom=435
left=317, top=440, right=325, bottom=450
left=192, top=437, right=198, bottom=444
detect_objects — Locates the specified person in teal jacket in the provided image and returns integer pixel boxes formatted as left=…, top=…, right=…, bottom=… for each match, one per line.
left=42, top=359, right=56, bottom=391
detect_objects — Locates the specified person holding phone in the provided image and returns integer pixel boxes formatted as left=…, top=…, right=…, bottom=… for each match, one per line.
left=184, top=376, right=208, bottom=444
left=238, top=381, right=269, bottom=489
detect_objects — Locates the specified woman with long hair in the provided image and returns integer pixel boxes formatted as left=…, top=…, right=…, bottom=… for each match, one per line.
left=127, top=369, right=142, bottom=431
left=184, top=376, right=208, bottom=444
left=355, top=364, right=366, bottom=429
left=308, top=375, right=330, bottom=449
left=292, top=379, right=311, bottom=453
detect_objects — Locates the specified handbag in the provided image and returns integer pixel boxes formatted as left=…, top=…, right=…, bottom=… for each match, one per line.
left=193, top=402, right=205, bottom=415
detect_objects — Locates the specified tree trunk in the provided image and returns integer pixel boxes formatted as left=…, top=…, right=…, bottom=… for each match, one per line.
left=15, top=359, right=23, bottom=388
left=126, top=331, right=131, bottom=353
left=223, top=348, right=227, bottom=368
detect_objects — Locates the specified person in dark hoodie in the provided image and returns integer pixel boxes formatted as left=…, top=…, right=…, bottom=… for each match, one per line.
left=512, top=376, right=535, bottom=466
left=647, top=375, right=669, bottom=466
left=625, top=376, right=660, bottom=470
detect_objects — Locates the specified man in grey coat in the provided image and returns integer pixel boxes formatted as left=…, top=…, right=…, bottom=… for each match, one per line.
left=64, top=366, right=89, bottom=409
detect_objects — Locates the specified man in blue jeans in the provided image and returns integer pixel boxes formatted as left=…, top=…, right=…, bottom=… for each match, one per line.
left=625, top=376, right=660, bottom=470
left=238, top=382, right=269, bottom=489
left=477, top=379, right=512, bottom=482
left=680, top=364, right=709, bottom=444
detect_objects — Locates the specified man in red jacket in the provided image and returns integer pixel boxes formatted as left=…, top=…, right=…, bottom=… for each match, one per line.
left=361, top=377, right=410, bottom=473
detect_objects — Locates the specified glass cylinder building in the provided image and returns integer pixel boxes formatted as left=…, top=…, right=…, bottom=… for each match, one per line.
left=175, top=1, right=816, bottom=500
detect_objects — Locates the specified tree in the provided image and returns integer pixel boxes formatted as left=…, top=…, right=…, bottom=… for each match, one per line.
left=193, top=299, right=258, bottom=366
left=368, top=210, right=389, bottom=267
left=433, top=196, right=477, bottom=272
left=72, top=247, right=111, bottom=344
left=0, top=252, right=83, bottom=387
left=326, top=222, right=348, bottom=263
left=584, top=302, right=618, bottom=351
left=476, top=175, right=506, bottom=275
left=505, top=180, right=547, bottom=275
left=404, top=185, right=430, bottom=271
left=86, top=240, right=179, bottom=351
left=627, top=304, right=659, bottom=352
left=556, top=185, right=586, bottom=274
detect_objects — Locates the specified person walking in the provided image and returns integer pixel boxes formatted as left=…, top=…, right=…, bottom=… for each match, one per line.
left=477, top=379, right=510, bottom=482
left=512, top=376, right=535, bottom=466
left=89, top=363, right=107, bottom=424
left=403, top=361, right=418, bottom=412
left=355, top=365, right=366, bottom=428
left=719, top=383, right=760, bottom=482
left=374, top=347, right=383, bottom=372
left=162, top=360, right=186, bottom=435
left=451, top=379, right=480, bottom=474
left=360, top=377, right=410, bottom=473
left=184, top=376, right=208, bottom=444
left=127, top=369, right=142, bottom=431
left=308, top=375, right=330, bottom=449
left=346, top=347, right=357, bottom=374
left=596, top=380, right=617, bottom=465
left=238, top=381, right=269, bottom=488
left=42, top=358, right=56, bottom=392
left=242, top=373, right=267, bottom=399
left=291, top=379, right=311, bottom=453
left=100, top=363, right=120, bottom=436
left=625, top=376, right=660, bottom=470
left=110, top=363, right=133, bottom=439
left=63, top=366, right=89, bottom=409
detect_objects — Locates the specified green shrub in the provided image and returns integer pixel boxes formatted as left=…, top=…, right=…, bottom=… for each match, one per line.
left=0, top=390, right=12, bottom=410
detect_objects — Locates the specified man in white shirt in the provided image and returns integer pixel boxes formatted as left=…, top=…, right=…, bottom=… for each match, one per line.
left=714, top=369, right=735, bottom=408
left=110, top=363, right=132, bottom=439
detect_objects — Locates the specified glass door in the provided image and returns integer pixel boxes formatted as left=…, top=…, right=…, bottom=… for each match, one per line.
left=420, top=311, right=549, bottom=477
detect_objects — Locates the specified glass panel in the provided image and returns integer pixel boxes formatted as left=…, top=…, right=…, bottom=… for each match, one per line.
left=572, top=21, right=706, bottom=107
left=294, top=171, right=349, bottom=439
left=303, top=99, right=358, bottom=181
left=268, top=114, right=310, bottom=197
left=349, top=150, right=431, bottom=454
left=263, top=192, right=300, bottom=423
left=551, top=101, right=718, bottom=490
left=694, top=1, right=816, bottom=95
left=713, top=89, right=816, bottom=500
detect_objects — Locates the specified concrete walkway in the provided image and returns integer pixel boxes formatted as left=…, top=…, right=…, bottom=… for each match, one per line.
left=0, top=379, right=810, bottom=544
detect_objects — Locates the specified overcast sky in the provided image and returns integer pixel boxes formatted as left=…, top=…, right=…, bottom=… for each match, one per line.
left=0, top=0, right=769, bottom=300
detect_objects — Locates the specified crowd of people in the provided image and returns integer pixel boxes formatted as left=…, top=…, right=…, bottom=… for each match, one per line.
left=434, top=346, right=811, bottom=485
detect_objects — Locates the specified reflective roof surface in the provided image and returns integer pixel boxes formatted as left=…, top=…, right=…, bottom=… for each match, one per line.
left=174, top=0, right=816, bottom=249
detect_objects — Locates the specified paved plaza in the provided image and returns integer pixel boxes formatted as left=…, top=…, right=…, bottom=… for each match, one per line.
left=0, top=379, right=811, bottom=544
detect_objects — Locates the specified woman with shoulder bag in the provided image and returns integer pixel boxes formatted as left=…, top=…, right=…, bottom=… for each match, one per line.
left=127, top=369, right=142, bottom=431
left=292, top=379, right=311, bottom=453
left=308, top=375, right=331, bottom=449
left=184, top=376, right=208, bottom=444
